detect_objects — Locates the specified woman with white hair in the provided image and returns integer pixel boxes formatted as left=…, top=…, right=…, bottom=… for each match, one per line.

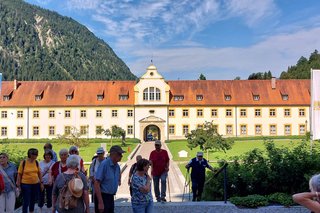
left=52, top=155, right=89, bottom=213
left=51, top=149, right=69, bottom=183
left=293, top=174, right=320, bottom=212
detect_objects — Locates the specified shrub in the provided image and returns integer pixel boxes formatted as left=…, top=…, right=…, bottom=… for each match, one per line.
left=267, top=193, right=295, bottom=207
left=229, top=194, right=268, bottom=208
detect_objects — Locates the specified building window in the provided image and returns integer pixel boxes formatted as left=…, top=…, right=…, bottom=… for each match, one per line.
left=255, top=109, right=261, bottom=117
left=49, top=126, right=55, bottom=136
left=240, top=109, right=246, bottom=117
left=66, top=95, right=73, bottom=101
left=269, top=109, right=276, bottom=117
left=17, top=126, right=23, bottom=136
left=112, top=110, right=118, bottom=117
left=169, top=125, right=175, bottom=135
left=299, top=124, right=306, bottom=135
left=226, top=125, right=233, bottom=135
left=33, top=126, right=39, bottom=136
left=183, top=125, right=189, bottom=135
left=97, top=95, right=104, bottom=101
left=96, top=126, right=103, bottom=135
left=197, top=124, right=203, bottom=129
left=299, top=109, right=305, bottom=117
left=17, top=111, right=23, bottom=118
left=3, top=96, right=10, bottom=101
left=1, top=127, right=7, bottom=136
left=270, top=125, right=277, bottom=135
left=65, top=126, right=71, bottom=135
left=143, top=87, right=161, bottom=101
left=284, top=125, right=291, bottom=135
left=255, top=125, right=262, bottom=135
left=225, top=95, right=231, bottom=101
left=49, top=110, right=55, bottom=118
left=253, top=95, right=260, bottom=101
left=35, top=95, right=42, bottom=101
left=197, top=109, right=203, bottom=117
left=1, top=111, right=7, bottom=118
left=96, top=110, right=102, bottom=118
left=127, top=125, right=133, bottom=135
left=65, top=110, right=71, bottom=118
left=33, top=110, right=39, bottom=118
left=284, top=109, right=291, bottom=117
left=80, top=110, right=86, bottom=118
left=196, top=95, right=203, bottom=101
left=211, top=109, right=218, bottom=117
left=226, top=109, right=232, bottom=117
left=240, top=125, right=247, bottom=135
left=80, top=126, right=87, bottom=135
left=127, top=110, right=133, bottom=117
left=119, top=95, right=129, bottom=100
left=213, top=125, right=218, bottom=133
left=182, top=109, right=189, bottom=117
left=173, top=95, right=184, bottom=101
left=282, top=94, right=289, bottom=101
left=168, top=109, right=175, bottom=117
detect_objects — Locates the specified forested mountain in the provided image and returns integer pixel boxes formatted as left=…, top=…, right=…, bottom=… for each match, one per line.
left=280, top=50, right=320, bottom=79
left=0, top=0, right=136, bottom=81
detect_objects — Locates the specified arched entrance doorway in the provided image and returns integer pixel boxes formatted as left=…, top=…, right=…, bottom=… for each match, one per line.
left=144, top=125, right=160, bottom=141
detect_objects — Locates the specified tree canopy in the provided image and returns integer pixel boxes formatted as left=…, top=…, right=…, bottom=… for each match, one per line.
left=186, top=121, right=234, bottom=152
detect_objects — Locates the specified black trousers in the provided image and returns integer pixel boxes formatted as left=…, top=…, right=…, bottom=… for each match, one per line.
left=94, top=193, right=114, bottom=213
left=191, top=179, right=205, bottom=201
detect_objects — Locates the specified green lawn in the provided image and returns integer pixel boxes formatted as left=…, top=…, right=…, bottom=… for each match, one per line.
left=167, top=138, right=305, bottom=176
left=0, top=139, right=139, bottom=162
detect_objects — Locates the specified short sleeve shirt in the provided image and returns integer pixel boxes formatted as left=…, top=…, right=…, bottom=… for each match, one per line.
left=39, top=160, right=54, bottom=184
left=131, top=174, right=152, bottom=204
left=94, top=157, right=120, bottom=195
left=149, top=149, right=169, bottom=176
left=0, top=162, right=17, bottom=192
left=18, top=160, right=40, bottom=184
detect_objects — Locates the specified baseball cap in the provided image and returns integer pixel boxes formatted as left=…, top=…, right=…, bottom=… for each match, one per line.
left=96, top=147, right=105, bottom=154
left=109, top=145, right=126, bottom=154
left=197, top=152, right=204, bottom=157
left=154, top=140, right=161, bottom=145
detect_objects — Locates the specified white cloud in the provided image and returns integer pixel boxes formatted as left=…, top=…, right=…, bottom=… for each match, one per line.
left=66, top=0, right=102, bottom=10
left=128, top=27, right=320, bottom=79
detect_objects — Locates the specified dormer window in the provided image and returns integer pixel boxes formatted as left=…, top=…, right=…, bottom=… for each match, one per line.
left=282, top=94, right=288, bottom=101
left=196, top=95, right=203, bottom=101
left=119, top=95, right=128, bottom=100
left=35, top=95, right=42, bottom=101
left=66, top=95, right=73, bottom=101
left=97, top=95, right=104, bottom=101
left=225, top=95, right=231, bottom=101
left=3, top=96, right=10, bottom=101
left=174, top=95, right=184, bottom=101
left=253, top=95, right=260, bottom=101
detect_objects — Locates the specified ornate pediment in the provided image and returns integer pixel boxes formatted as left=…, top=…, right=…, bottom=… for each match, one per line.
left=139, top=115, right=165, bottom=123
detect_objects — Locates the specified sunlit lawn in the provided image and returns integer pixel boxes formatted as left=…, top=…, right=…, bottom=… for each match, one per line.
left=168, top=139, right=305, bottom=176
left=0, top=139, right=139, bottom=162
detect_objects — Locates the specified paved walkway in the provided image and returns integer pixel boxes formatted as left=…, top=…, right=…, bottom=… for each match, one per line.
left=116, top=141, right=189, bottom=202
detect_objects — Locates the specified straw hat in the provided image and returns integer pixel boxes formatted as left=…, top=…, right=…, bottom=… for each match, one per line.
left=68, top=177, right=83, bottom=198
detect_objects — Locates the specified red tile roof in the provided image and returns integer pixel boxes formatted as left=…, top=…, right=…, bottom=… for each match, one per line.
left=0, top=79, right=310, bottom=107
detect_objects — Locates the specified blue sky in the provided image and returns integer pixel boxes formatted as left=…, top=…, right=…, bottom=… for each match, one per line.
left=25, top=0, right=320, bottom=80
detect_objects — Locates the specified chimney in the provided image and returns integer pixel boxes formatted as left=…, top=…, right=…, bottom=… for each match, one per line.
left=271, top=77, right=276, bottom=89
left=14, top=79, right=17, bottom=90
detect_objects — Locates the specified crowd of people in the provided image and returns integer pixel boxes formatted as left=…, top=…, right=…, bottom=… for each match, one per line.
left=5, top=140, right=319, bottom=213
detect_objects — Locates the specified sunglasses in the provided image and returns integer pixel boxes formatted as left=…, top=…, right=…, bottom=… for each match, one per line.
left=0, top=156, right=6, bottom=159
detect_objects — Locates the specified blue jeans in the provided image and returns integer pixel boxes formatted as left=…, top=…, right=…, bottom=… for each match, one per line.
left=152, top=172, right=167, bottom=200
left=38, top=184, right=53, bottom=208
left=132, top=201, right=153, bottom=213
left=21, top=183, right=40, bottom=213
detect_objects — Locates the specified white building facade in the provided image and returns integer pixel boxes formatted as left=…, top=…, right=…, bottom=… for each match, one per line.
left=0, top=65, right=310, bottom=141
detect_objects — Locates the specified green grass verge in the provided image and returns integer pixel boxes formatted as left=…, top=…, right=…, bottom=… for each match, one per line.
left=0, top=138, right=140, bottom=162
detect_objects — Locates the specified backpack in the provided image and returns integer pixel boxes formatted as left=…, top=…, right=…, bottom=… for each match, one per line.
left=58, top=173, right=83, bottom=210
left=0, top=173, right=4, bottom=193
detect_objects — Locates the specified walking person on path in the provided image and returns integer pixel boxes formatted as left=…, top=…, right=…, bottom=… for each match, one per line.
left=149, top=140, right=169, bottom=202
left=185, top=151, right=214, bottom=201
left=94, top=145, right=125, bottom=213
left=128, top=155, right=142, bottom=196
left=131, top=158, right=153, bottom=213
left=0, top=152, right=18, bottom=213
